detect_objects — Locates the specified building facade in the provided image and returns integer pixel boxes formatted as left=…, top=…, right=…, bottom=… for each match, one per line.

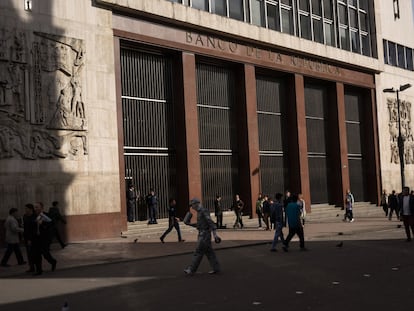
left=0, top=0, right=413, bottom=241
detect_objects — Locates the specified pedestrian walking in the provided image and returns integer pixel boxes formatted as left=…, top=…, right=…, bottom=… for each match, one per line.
left=48, top=201, right=67, bottom=248
left=282, top=194, right=306, bottom=252
left=1, top=208, right=25, bottom=267
left=256, top=193, right=264, bottom=228
left=214, top=194, right=224, bottom=229
left=160, top=198, right=185, bottom=243
left=31, top=202, right=57, bottom=275
left=183, top=198, right=221, bottom=275
left=343, top=189, right=355, bottom=222
left=298, top=193, right=306, bottom=226
left=270, top=193, right=285, bottom=252
left=126, top=183, right=138, bottom=222
left=23, top=203, right=36, bottom=272
left=398, top=186, right=414, bottom=242
left=146, top=188, right=158, bottom=224
left=388, top=190, right=399, bottom=220
left=381, top=190, right=388, bottom=217
left=232, top=194, right=244, bottom=229
left=262, top=194, right=270, bottom=230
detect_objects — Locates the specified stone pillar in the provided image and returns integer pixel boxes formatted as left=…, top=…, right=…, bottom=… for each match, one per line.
left=287, top=74, right=311, bottom=211
left=175, top=52, right=202, bottom=216
left=237, top=64, right=260, bottom=217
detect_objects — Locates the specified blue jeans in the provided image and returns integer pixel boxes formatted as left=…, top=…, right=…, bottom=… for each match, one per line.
left=271, top=221, right=284, bottom=250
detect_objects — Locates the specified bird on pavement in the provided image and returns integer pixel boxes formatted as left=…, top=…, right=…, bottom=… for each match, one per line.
left=336, top=242, right=343, bottom=248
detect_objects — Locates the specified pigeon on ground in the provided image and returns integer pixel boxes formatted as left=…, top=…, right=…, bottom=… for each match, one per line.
left=336, top=242, right=343, bottom=248
left=134, top=238, right=138, bottom=243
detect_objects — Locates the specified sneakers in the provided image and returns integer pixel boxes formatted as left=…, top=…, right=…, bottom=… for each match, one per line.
left=183, top=268, right=193, bottom=275
left=350, top=218, right=355, bottom=223
left=208, top=270, right=220, bottom=274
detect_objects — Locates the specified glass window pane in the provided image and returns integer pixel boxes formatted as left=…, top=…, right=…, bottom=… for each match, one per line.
left=299, top=0, right=309, bottom=11
left=300, top=14, right=311, bottom=39
left=340, top=27, right=350, bottom=50
left=229, top=0, right=244, bottom=20
left=312, top=0, right=322, bottom=15
left=339, top=4, right=348, bottom=25
left=359, top=12, right=367, bottom=31
left=281, top=8, right=294, bottom=34
left=323, top=0, right=333, bottom=19
left=388, top=42, right=397, bottom=66
left=267, top=3, right=280, bottom=31
left=359, top=1, right=368, bottom=11
left=251, top=0, right=265, bottom=26
left=406, top=48, right=413, bottom=71
left=324, top=22, right=335, bottom=46
left=211, top=0, right=226, bottom=16
left=351, top=30, right=360, bottom=53
left=383, top=39, right=388, bottom=63
left=168, top=0, right=181, bottom=3
left=281, top=0, right=292, bottom=5
left=192, top=0, right=208, bottom=11
left=313, top=19, right=323, bottom=43
left=348, top=0, right=357, bottom=7
left=349, top=8, right=358, bottom=28
left=361, top=33, right=371, bottom=56
left=397, top=44, right=405, bottom=68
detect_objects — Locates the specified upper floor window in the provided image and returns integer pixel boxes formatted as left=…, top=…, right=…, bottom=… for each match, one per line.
left=383, top=39, right=414, bottom=71
left=167, top=0, right=375, bottom=58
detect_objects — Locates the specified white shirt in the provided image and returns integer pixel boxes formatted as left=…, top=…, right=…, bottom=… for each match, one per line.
left=402, top=196, right=411, bottom=216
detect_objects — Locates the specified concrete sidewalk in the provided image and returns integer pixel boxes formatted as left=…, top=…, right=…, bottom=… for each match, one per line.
left=0, top=215, right=405, bottom=278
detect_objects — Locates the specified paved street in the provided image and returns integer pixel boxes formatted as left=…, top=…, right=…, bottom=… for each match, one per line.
left=0, top=216, right=413, bottom=310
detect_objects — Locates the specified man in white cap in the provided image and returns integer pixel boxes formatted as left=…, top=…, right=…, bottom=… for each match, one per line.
left=183, top=197, right=221, bottom=275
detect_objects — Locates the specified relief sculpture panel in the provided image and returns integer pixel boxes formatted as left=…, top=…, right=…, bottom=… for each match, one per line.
left=0, top=29, right=87, bottom=160
left=387, top=97, right=414, bottom=164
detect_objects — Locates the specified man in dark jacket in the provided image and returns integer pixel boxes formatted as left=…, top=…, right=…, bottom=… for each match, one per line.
left=398, top=187, right=414, bottom=242
left=126, top=184, right=137, bottom=222
left=48, top=201, right=67, bottom=248
left=270, top=193, right=285, bottom=251
left=232, top=194, right=244, bottom=229
left=31, top=202, right=57, bottom=275
left=146, top=189, right=158, bottom=224
left=23, top=204, right=36, bottom=272
left=160, top=198, right=184, bottom=243
left=388, top=190, right=399, bottom=220
left=214, top=194, right=223, bottom=229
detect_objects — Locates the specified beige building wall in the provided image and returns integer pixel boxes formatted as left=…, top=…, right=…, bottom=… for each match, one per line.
left=0, top=0, right=121, bottom=232
left=376, top=0, right=414, bottom=192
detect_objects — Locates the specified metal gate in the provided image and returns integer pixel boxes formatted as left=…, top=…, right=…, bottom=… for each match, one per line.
left=305, top=83, right=330, bottom=204
left=345, top=91, right=367, bottom=201
left=120, top=46, right=176, bottom=220
left=256, top=75, right=286, bottom=197
left=196, top=62, right=238, bottom=212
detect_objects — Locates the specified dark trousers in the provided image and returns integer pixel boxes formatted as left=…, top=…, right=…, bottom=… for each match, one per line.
left=148, top=206, right=158, bottom=224
left=233, top=211, right=243, bottom=228
left=284, top=226, right=305, bottom=249
left=51, top=226, right=66, bottom=248
left=216, top=213, right=223, bottom=228
left=263, top=213, right=270, bottom=230
left=389, top=206, right=399, bottom=220
left=402, top=215, right=414, bottom=240
left=127, top=204, right=135, bottom=222
left=257, top=211, right=263, bottom=227
left=1, top=243, right=24, bottom=265
left=344, top=209, right=353, bottom=221
left=25, top=243, right=34, bottom=270
left=161, top=221, right=182, bottom=241
left=32, top=240, right=56, bottom=273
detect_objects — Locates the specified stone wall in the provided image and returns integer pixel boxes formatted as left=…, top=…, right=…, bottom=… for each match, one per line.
left=0, top=0, right=121, bottom=240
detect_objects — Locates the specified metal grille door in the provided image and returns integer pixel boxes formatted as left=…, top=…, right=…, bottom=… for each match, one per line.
left=196, top=62, right=238, bottom=212
left=256, top=75, right=286, bottom=196
left=345, top=91, right=366, bottom=201
left=305, top=84, right=329, bottom=204
left=121, top=47, right=176, bottom=220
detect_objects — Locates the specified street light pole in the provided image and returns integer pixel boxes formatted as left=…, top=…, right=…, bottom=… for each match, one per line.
left=396, top=89, right=405, bottom=188
left=383, top=83, right=412, bottom=189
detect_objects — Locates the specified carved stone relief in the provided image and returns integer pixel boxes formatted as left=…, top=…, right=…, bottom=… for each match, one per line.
left=387, top=97, right=414, bottom=164
left=0, top=29, right=87, bottom=160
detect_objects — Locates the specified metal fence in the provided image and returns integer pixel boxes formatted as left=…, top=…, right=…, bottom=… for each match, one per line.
left=121, top=46, right=177, bottom=219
